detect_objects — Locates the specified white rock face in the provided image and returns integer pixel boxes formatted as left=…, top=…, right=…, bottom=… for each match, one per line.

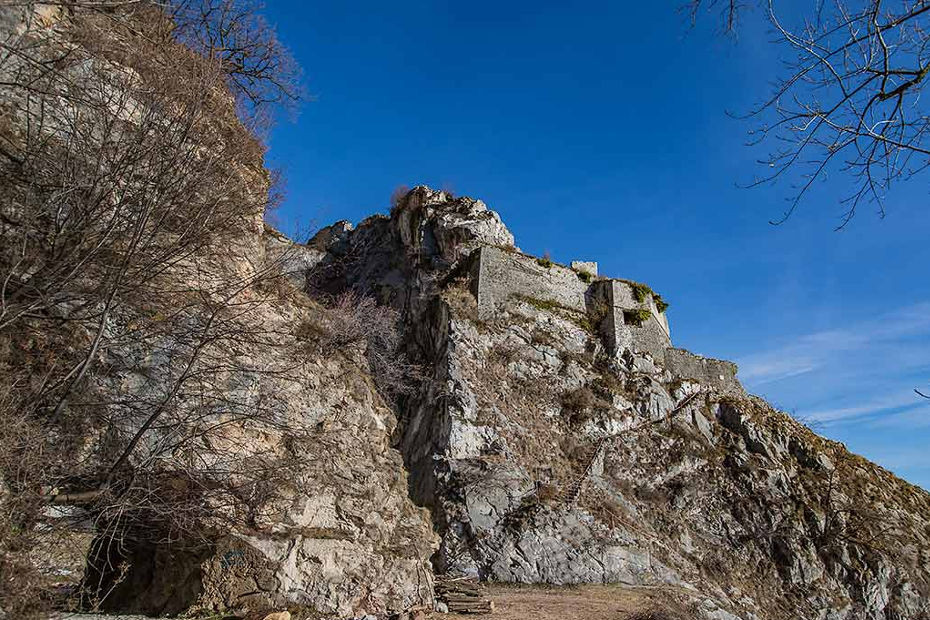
left=395, top=187, right=517, bottom=263
left=307, top=187, right=930, bottom=620
left=81, top=273, right=438, bottom=618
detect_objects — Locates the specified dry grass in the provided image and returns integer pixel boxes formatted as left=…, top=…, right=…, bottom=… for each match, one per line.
left=437, top=584, right=696, bottom=620
left=443, top=280, right=479, bottom=322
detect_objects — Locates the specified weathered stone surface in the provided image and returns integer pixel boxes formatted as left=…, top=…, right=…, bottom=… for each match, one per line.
left=571, top=260, right=598, bottom=276
left=81, top=280, right=439, bottom=617
left=664, top=348, right=744, bottom=396
left=306, top=186, right=930, bottom=620
left=595, top=279, right=671, bottom=360
left=471, top=246, right=592, bottom=318
left=396, top=187, right=515, bottom=265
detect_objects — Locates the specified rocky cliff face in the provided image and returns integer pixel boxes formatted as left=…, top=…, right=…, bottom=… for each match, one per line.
left=4, top=5, right=929, bottom=618
left=305, top=187, right=930, bottom=620
left=78, top=276, right=439, bottom=618
left=0, top=5, right=435, bottom=618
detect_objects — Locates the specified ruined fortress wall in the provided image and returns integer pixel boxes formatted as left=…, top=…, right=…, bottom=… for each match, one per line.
left=470, top=248, right=676, bottom=361
left=664, top=348, right=744, bottom=396
left=467, top=246, right=743, bottom=395
left=595, top=280, right=672, bottom=361
left=472, top=247, right=590, bottom=318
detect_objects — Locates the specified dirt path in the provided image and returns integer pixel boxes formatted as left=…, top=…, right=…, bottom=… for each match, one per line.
left=438, top=583, right=693, bottom=620
left=49, top=584, right=693, bottom=620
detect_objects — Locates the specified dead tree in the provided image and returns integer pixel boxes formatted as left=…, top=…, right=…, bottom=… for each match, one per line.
left=688, top=0, right=930, bottom=226
left=0, top=2, right=301, bottom=615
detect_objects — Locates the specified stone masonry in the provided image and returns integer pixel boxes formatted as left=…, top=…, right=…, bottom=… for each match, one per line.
left=464, top=245, right=743, bottom=395
left=594, top=278, right=671, bottom=361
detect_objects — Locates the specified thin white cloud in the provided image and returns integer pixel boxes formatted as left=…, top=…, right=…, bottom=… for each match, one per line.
left=738, top=358, right=818, bottom=384
left=737, top=302, right=930, bottom=385
left=805, top=394, right=926, bottom=424
left=865, top=401, right=930, bottom=429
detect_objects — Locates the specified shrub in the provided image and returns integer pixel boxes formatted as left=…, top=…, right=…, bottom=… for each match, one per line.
left=584, top=299, right=608, bottom=333
left=591, top=372, right=626, bottom=400
left=303, top=291, right=421, bottom=402
left=562, top=386, right=599, bottom=412
left=536, top=251, right=554, bottom=268
left=442, top=280, right=478, bottom=321
left=629, top=281, right=670, bottom=312
left=560, top=386, right=609, bottom=425
left=624, top=308, right=653, bottom=326
left=630, top=281, right=653, bottom=303
left=515, top=294, right=563, bottom=313
left=390, top=184, right=410, bottom=210
left=575, top=269, right=594, bottom=283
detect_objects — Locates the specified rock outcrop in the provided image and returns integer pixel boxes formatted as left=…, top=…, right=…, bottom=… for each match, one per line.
left=305, top=186, right=930, bottom=620
left=0, top=5, right=435, bottom=618
left=4, top=4, right=929, bottom=618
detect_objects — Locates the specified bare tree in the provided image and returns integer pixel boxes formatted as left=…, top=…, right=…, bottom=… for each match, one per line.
left=686, top=0, right=746, bottom=34
left=302, top=290, right=422, bottom=404
left=0, top=1, right=304, bottom=615
left=689, top=0, right=930, bottom=227
left=167, top=0, right=302, bottom=130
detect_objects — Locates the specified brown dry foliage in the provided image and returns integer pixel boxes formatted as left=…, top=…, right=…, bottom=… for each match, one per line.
left=560, top=386, right=609, bottom=426
left=0, top=1, right=301, bottom=614
left=302, top=290, right=422, bottom=403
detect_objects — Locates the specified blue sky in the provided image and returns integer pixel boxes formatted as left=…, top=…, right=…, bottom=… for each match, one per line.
left=262, top=2, right=930, bottom=489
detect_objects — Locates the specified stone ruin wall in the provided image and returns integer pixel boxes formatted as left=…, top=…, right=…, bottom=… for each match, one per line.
left=469, top=246, right=590, bottom=316
left=665, top=348, right=744, bottom=396
left=594, top=278, right=671, bottom=361
left=466, top=246, right=744, bottom=396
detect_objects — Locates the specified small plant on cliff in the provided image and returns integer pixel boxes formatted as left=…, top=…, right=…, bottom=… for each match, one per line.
left=579, top=299, right=608, bottom=334
left=516, top=294, right=564, bottom=313
left=536, top=251, right=554, bottom=268
left=575, top=269, right=594, bottom=283
left=389, top=184, right=411, bottom=210
left=560, top=386, right=609, bottom=426
left=442, top=279, right=478, bottom=322
left=302, top=291, right=421, bottom=402
left=624, top=308, right=653, bottom=326
left=630, top=281, right=652, bottom=303
left=629, top=281, right=670, bottom=312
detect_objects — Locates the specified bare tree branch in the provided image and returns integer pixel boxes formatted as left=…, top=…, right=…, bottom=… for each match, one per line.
left=691, top=0, right=930, bottom=226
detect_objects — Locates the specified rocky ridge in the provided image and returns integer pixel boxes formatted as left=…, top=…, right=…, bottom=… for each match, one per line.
left=300, top=186, right=930, bottom=620
left=3, top=4, right=928, bottom=617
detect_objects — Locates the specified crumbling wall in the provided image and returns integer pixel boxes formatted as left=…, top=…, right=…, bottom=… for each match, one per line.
left=664, top=348, right=744, bottom=396
left=469, top=248, right=677, bottom=362
left=471, top=247, right=591, bottom=318
left=594, top=280, right=671, bottom=360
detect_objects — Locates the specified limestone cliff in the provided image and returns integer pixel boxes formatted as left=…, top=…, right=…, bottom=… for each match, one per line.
left=3, top=3, right=929, bottom=618
left=0, top=5, right=435, bottom=618
left=305, top=187, right=930, bottom=620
